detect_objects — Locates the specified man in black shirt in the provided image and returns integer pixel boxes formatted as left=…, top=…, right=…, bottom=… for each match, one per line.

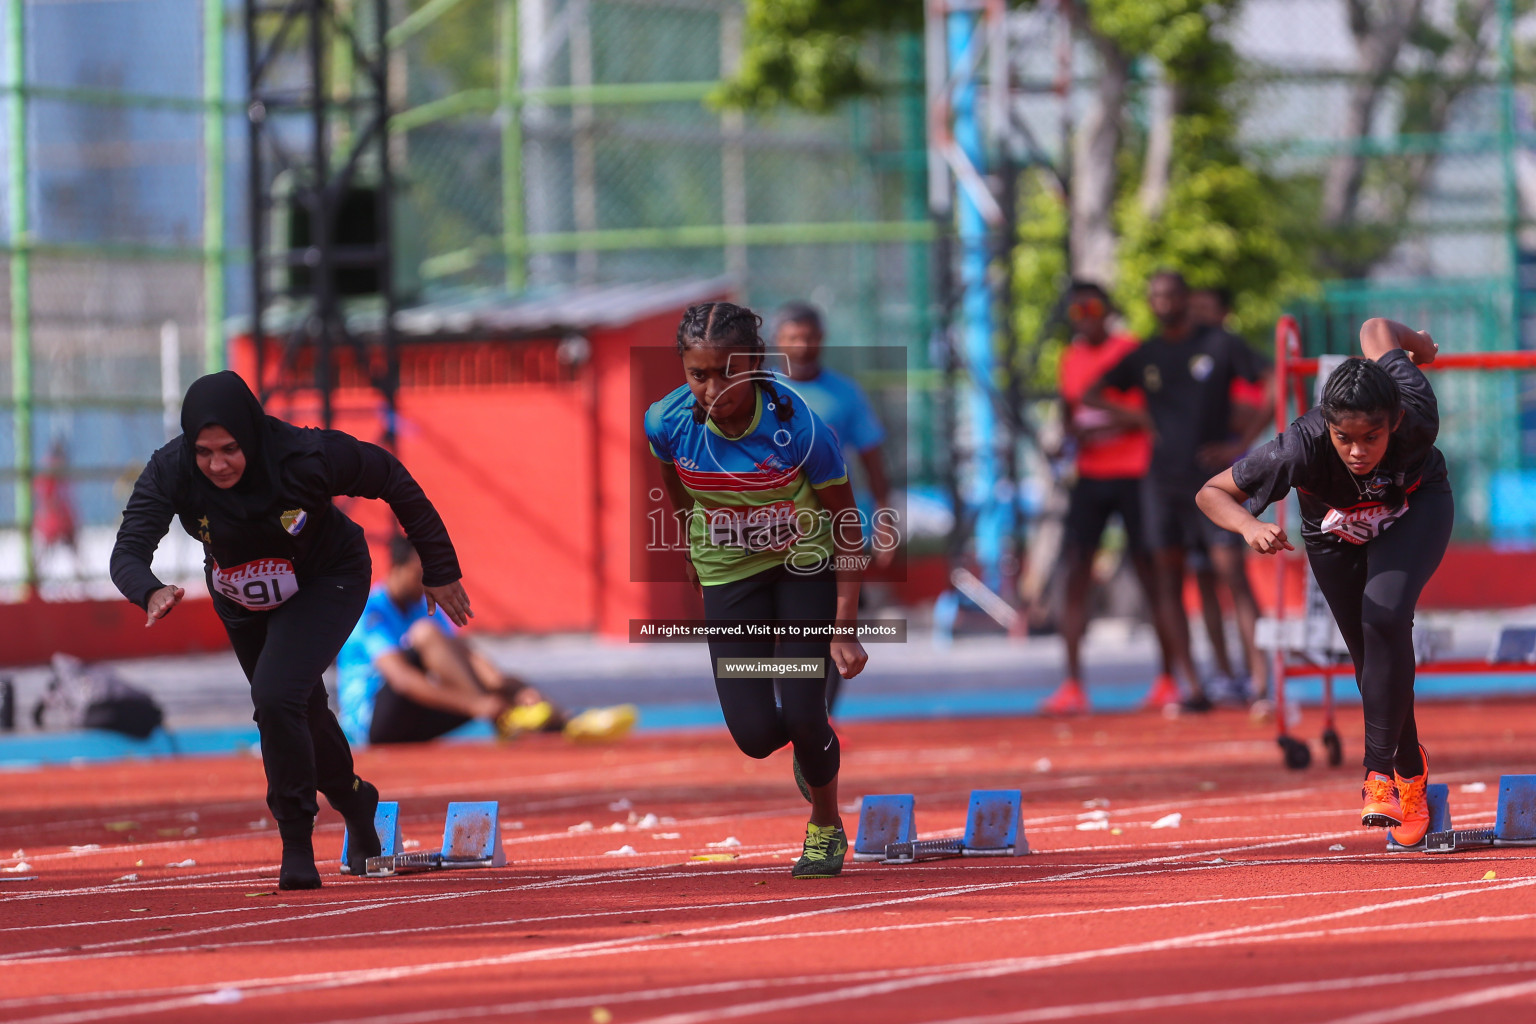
left=1087, top=271, right=1271, bottom=711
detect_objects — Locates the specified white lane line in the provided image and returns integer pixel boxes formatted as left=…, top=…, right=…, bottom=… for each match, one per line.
left=1183, top=912, right=1536, bottom=949
left=903, top=961, right=1536, bottom=1024
left=1, top=869, right=1499, bottom=968
left=1317, top=977, right=1536, bottom=1024
left=0, top=861, right=742, bottom=962
left=616, top=876, right=1536, bottom=1024
left=1, top=831, right=1346, bottom=966
left=0, top=833, right=1366, bottom=1022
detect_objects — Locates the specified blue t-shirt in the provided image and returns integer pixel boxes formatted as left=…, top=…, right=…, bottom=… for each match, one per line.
left=773, top=367, right=886, bottom=455
left=336, top=583, right=456, bottom=743
left=644, top=382, right=848, bottom=585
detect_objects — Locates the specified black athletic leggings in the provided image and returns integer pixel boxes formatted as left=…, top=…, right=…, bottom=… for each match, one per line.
left=214, top=554, right=372, bottom=827
left=701, top=565, right=840, bottom=787
left=1306, top=488, right=1453, bottom=777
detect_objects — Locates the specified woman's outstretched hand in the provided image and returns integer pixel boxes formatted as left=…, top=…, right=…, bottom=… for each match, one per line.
left=145, top=585, right=185, bottom=627
left=425, top=580, right=474, bottom=627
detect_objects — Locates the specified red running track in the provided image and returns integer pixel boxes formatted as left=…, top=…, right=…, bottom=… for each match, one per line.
left=2, top=701, right=1535, bottom=1024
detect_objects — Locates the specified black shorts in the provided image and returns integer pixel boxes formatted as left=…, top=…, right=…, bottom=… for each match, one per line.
left=367, top=660, right=473, bottom=745
left=1064, top=476, right=1149, bottom=556
left=1142, top=478, right=1240, bottom=554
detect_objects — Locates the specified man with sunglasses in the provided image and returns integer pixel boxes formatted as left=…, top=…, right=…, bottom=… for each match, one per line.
left=1043, top=281, right=1179, bottom=715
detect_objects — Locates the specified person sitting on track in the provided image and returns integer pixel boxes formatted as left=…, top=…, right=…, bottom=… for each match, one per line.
left=336, top=536, right=631, bottom=746
left=110, top=371, right=472, bottom=890
left=645, top=301, right=869, bottom=879
left=1197, top=318, right=1449, bottom=847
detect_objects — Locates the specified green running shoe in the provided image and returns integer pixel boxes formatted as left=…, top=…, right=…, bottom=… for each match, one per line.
left=792, top=755, right=812, bottom=804
left=791, top=821, right=848, bottom=879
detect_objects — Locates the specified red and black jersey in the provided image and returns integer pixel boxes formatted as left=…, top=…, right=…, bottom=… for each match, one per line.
left=1231, top=349, right=1449, bottom=546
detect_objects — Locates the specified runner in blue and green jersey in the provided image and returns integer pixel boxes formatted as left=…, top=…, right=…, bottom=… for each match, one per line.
left=645, top=301, right=869, bottom=879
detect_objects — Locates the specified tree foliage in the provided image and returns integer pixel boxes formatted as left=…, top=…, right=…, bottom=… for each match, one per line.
left=716, top=0, right=922, bottom=112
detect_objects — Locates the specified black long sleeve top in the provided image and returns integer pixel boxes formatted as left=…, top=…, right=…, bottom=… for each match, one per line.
left=111, top=427, right=461, bottom=610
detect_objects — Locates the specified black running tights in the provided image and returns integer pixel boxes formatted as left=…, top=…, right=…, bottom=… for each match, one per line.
left=701, top=565, right=840, bottom=787
left=1305, top=488, right=1453, bottom=777
left=216, top=562, right=371, bottom=827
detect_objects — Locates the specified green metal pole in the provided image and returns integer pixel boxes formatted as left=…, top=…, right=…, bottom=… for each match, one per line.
left=499, top=0, right=525, bottom=291
left=1498, top=0, right=1519, bottom=344
left=7, top=0, right=34, bottom=595
left=204, top=0, right=226, bottom=371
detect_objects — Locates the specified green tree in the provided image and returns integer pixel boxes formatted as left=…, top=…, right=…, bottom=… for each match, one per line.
left=717, top=0, right=922, bottom=112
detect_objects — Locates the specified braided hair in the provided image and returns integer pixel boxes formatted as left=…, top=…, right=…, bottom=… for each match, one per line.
left=1319, top=357, right=1405, bottom=508
left=1319, top=357, right=1401, bottom=429
left=676, top=302, right=795, bottom=425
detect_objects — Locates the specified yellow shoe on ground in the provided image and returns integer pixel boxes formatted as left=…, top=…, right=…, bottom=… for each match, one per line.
left=563, top=704, right=638, bottom=743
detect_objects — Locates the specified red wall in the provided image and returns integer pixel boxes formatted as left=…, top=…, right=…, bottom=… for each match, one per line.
left=226, top=304, right=712, bottom=638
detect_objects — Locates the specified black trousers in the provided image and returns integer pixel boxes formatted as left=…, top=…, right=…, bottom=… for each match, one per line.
left=369, top=681, right=472, bottom=745
left=1306, top=488, right=1454, bottom=776
left=214, top=557, right=371, bottom=826
left=701, top=565, right=840, bottom=787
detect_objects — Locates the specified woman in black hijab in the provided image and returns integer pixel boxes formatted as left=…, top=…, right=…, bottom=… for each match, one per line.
left=111, top=371, right=471, bottom=889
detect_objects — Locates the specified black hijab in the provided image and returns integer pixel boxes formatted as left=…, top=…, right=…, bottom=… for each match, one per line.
left=179, top=371, right=277, bottom=516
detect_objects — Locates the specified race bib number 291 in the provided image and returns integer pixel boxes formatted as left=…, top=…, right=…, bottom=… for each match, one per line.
left=213, top=557, right=299, bottom=609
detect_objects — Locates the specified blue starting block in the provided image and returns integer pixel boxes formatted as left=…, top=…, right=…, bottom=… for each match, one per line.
left=878, top=789, right=1029, bottom=864
left=363, top=800, right=508, bottom=876
left=1386, top=785, right=1450, bottom=852
left=963, top=789, right=1027, bottom=856
left=854, top=794, right=915, bottom=862
left=339, top=801, right=401, bottom=874
left=1495, top=775, right=1536, bottom=846
left=440, top=800, right=507, bottom=866
left=1426, top=774, right=1536, bottom=853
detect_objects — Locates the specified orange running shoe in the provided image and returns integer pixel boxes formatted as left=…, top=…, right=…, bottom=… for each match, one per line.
left=1389, top=747, right=1431, bottom=847
left=1140, top=674, right=1181, bottom=711
left=1041, top=679, right=1089, bottom=715
left=1361, top=771, right=1403, bottom=828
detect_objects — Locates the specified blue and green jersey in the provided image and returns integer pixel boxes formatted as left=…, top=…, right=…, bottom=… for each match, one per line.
left=644, top=382, right=849, bottom=585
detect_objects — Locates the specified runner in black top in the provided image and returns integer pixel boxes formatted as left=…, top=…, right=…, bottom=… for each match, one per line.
left=110, top=371, right=471, bottom=889
left=1197, top=319, right=1450, bottom=847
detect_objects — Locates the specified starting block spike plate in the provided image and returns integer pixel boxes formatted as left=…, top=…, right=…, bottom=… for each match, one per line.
left=365, top=851, right=443, bottom=877
left=1494, top=775, right=1536, bottom=846
left=963, top=789, right=1026, bottom=855
left=853, top=795, right=915, bottom=862
left=441, top=801, right=507, bottom=866
left=1424, top=827, right=1495, bottom=854
left=1386, top=784, right=1450, bottom=852
left=883, top=838, right=963, bottom=864
left=340, top=801, right=401, bottom=874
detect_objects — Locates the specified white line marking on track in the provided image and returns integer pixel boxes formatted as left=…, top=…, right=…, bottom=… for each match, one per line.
left=902, top=961, right=1536, bottom=1024
left=1316, top=977, right=1536, bottom=1024
left=1, top=870, right=1503, bottom=967
left=614, top=876, right=1536, bottom=1024
left=0, top=832, right=1370, bottom=1022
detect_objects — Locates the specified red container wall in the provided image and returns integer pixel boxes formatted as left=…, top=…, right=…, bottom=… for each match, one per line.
left=227, top=302, right=713, bottom=637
